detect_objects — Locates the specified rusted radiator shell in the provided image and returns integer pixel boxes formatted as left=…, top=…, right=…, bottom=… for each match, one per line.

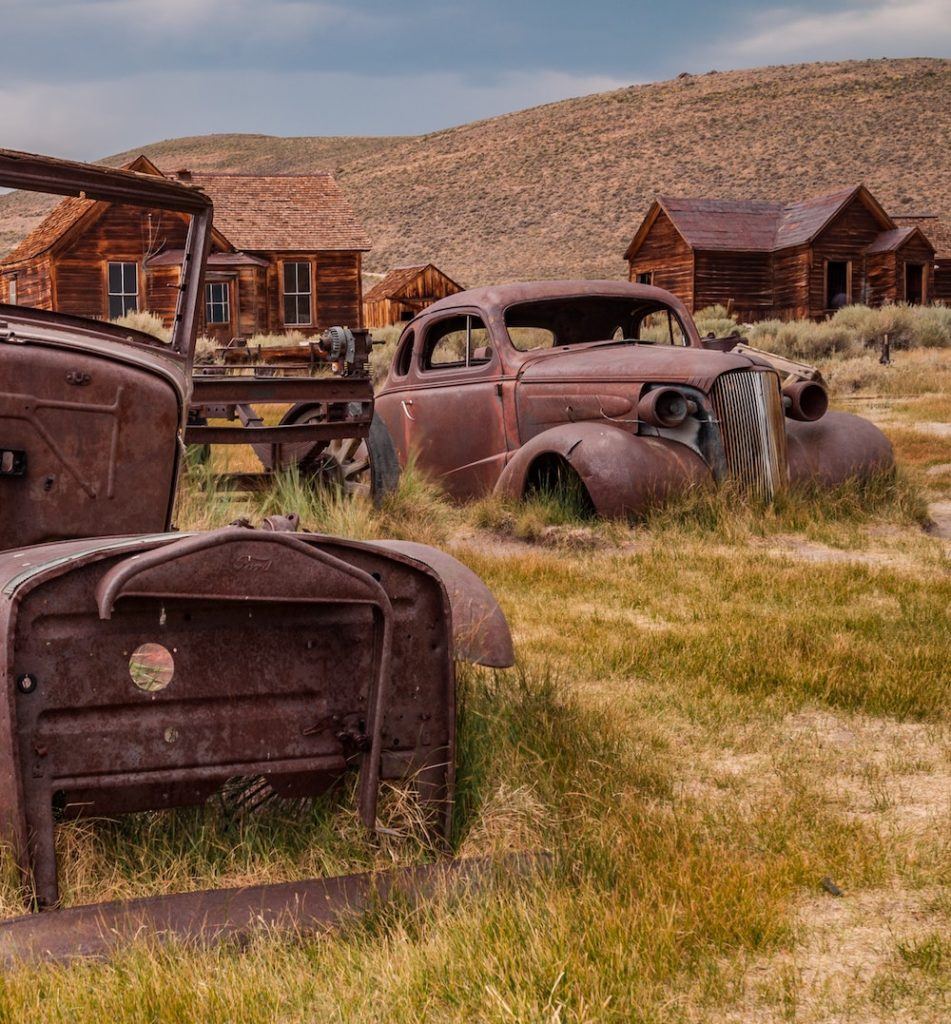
left=0, top=528, right=511, bottom=911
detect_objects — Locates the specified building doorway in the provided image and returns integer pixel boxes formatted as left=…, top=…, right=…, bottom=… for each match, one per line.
left=905, top=263, right=924, bottom=304
left=825, top=260, right=850, bottom=310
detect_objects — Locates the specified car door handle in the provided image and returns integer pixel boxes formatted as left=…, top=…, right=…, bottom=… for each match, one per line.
left=401, top=399, right=415, bottom=421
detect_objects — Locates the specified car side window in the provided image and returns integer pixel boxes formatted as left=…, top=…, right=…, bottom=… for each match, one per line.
left=636, top=309, right=688, bottom=346
left=422, top=315, right=493, bottom=371
left=393, top=329, right=414, bottom=376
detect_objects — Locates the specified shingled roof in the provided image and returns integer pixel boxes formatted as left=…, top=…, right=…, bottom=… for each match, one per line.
left=626, top=186, right=894, bottom=258
left=894, top=215, right=951, bottom=257
left=1, top=157, right=370, bottom=267
left=363, top=263, right=463, bottom=303
left=184, top=172, right=371, bottom=253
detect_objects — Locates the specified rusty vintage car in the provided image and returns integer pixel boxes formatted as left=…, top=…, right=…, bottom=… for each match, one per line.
left=0, top=150, right=518, bottom=960
left=373, top=281, right=893, bottom=515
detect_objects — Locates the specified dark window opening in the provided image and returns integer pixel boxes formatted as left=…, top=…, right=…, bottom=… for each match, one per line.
left=637, top=272, right=653, bottom=286
left=905, top=263, right=924, bottom=304
left=108, top=261, right=139, bottom=319
left=825, top=260, right=850, bottom=310
left=205, top=281, right=230, bottom=324
left=505, top=296, right=688, bottom=349
left=283, top=261, right=312, bottom=326
left=422, top=315, right=492, bottom=370
left=394, top=330, right=415, bottom=376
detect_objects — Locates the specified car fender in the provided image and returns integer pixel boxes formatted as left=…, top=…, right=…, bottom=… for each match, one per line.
left=371, top=540, right=515, bottom=668
left=786, top=411, right=894, bottom=487
left=494, top=422, right=711, bottom=518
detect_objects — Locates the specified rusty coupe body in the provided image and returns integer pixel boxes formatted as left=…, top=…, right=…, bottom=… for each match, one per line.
left=0, top=524, right=513, bottom=910
left=374, top=281, right=893, bottom=515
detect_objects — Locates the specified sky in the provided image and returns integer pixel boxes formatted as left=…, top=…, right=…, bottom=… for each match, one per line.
left=1, top=0, right=949, bottom=160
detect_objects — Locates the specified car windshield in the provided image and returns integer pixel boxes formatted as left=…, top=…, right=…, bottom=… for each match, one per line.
left=504, top=296, right=683, bottom=350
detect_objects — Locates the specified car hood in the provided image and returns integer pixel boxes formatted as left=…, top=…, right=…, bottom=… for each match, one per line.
left=516, top=342, right=769, bottom=391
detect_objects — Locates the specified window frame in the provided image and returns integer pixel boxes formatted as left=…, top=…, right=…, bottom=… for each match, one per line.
left=107, top=261, right=139, bottom=319
left=204, top=280, right=231, bottom=325
left=282, top=260, right=313, bottom=327
left=420, top=313, right=493, bottom=372
left=636, top=271, right=653, bottom=286
left=7, top=275, right=17, bottom=305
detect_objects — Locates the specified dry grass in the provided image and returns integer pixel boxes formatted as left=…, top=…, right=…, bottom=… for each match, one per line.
left=0, top=332, right=947, bottom=1022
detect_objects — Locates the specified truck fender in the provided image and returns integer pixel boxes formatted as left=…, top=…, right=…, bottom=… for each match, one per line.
left=494, top=422, right=711, bottom=519
left=786, top=411, right=894, bottom=487
left=372, top=540, right=515, bottom=668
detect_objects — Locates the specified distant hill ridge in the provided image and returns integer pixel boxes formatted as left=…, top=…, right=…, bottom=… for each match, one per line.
left=2, top=58, right=948, bottom=285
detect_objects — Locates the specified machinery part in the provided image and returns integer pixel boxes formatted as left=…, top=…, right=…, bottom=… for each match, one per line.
left=786, top=411, right=894, bottom=487
left=0, top=527, right=513, bottom=911
left=783, top=380, right=829, bottom=422
left=638, top=386, right=690, bottom=428
left=495, top=421, right=711, bottom=519
left=277, top=406, right=400, bottom=504
left=0, top=852, right=548, bottom=967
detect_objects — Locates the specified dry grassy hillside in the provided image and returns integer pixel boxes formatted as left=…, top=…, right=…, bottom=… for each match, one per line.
left=2, top=58, right=948, bottom=283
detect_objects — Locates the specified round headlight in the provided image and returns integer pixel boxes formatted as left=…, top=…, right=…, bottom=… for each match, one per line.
left=638, top=387, right=689, bottom=428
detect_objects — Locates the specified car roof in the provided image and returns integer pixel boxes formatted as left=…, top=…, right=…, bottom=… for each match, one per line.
left=420, top=279, right=683, bottom=318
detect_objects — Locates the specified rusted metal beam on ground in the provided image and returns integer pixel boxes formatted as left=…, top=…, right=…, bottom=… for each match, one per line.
left=0, top=853, right=548, bottom=968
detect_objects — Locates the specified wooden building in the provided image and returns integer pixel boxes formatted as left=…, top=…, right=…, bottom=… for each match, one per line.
left=625, top=186, right=937, bottom=321
left=363, top=263, right=464, bottom=328
left=894, top=214, right=951, bottom=304
left=0, top=156, right=371, bottom=343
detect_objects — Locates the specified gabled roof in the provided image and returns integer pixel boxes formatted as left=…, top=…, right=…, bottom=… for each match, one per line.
left=894, top=215, right=951, bottom=257
left=1, top=156, right=371, bottom=267
left=1, top=155, right=165, bottom=266
left=865, top=225, right=934, bottom=255
left=363, top=263, right=463, bottom=303
left=183, top=172, right=371, bottom=253
left=625, top=186, right=896, bottom=259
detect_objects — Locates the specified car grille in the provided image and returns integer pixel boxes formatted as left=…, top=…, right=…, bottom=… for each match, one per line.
left=709, top=370, right=788, bottom=500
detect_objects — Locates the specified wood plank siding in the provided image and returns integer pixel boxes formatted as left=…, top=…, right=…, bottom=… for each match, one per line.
left=625, top=187, right=940, bottom=322
left=626, top=209, right=694, bottom=309
left=363, top=264, right=464, bottom=327
left=1, top=156, right=370, bottom=340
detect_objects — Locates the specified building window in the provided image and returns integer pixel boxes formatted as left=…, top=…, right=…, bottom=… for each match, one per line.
left=637, top=271, right=653, bottom=286
left=905, top=263, right=924, bottom=304
left=825, top=260, right=850, bottom=310
left=107, top=262, right=139, bottom=318
left=283, top=261, right=312, bottom=326
left=205, top=281, right=231, bottom=324
left=7, top=276, right=17, bottom=305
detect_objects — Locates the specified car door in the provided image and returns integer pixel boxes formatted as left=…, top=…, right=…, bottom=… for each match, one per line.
left=396, top=311, right=507, bottom=500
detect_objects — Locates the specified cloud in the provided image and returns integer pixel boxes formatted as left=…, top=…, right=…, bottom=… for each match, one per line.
left=724, top=0, right=950, bottom=62
left=0, top=68, right=631, bottom=160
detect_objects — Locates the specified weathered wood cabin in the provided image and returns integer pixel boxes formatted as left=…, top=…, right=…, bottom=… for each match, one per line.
left=0, top=156, right=371, bottom=343
left=363, top=263, right=464, bottom=328
left=625, top=186, right=937, bottom=321
left=894, top=214, right=951, bottom=304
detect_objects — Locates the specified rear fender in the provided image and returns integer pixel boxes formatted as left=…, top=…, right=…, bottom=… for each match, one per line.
left=786, top=411, right=894, bottom=487
left=495, top=422, right=711, bottom=519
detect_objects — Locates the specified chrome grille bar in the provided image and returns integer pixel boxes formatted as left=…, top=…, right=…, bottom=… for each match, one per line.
left=710, top=370, right=788, bottom=500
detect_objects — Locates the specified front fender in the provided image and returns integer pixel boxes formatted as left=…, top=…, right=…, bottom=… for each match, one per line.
left=494, top=422, right=711, bottom=519
left=786, top=411, right=894, bottom=488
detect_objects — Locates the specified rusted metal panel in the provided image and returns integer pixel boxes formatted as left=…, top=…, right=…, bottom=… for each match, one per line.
left=0, top=526, right=513, bottom=911
left=0, top=853, right=547, bottom=967
left=374, top=280, right=892, bottom=516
